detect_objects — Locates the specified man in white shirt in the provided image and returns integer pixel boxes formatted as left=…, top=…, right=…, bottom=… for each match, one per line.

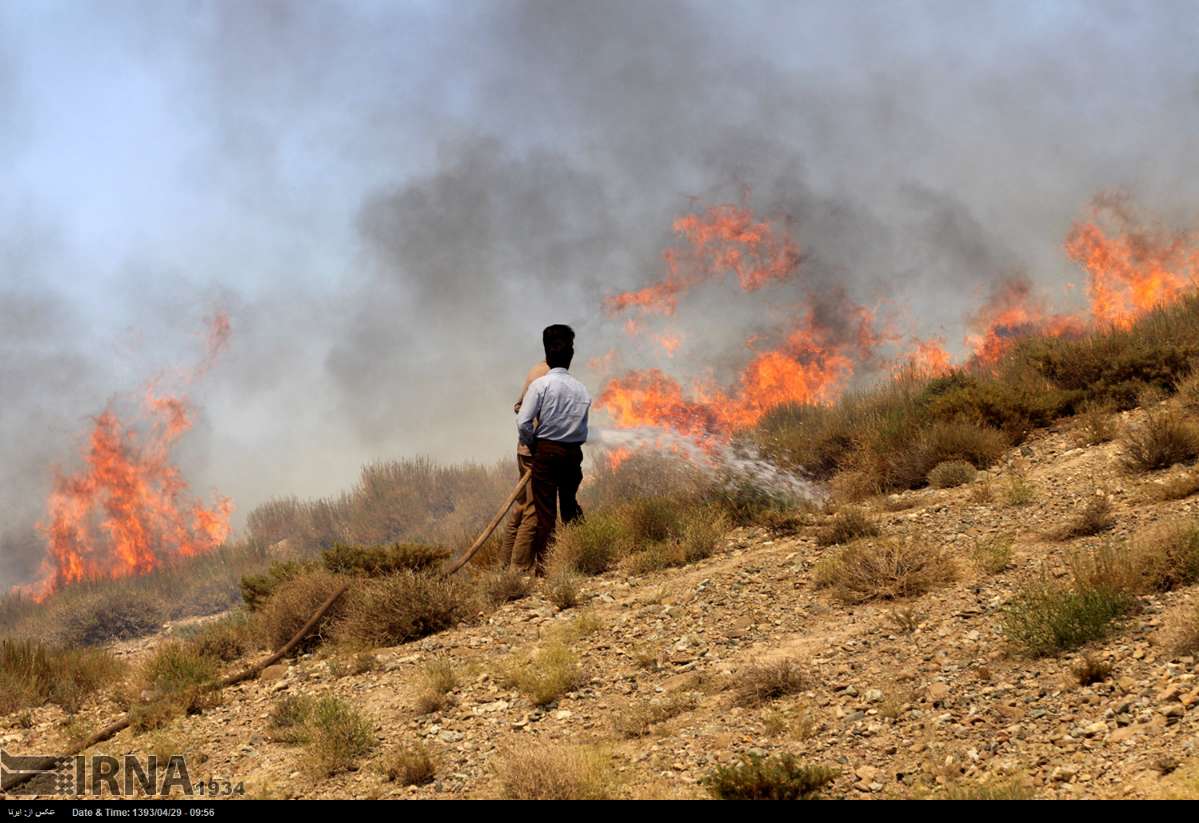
left=514, top=324, right=591, bottom=575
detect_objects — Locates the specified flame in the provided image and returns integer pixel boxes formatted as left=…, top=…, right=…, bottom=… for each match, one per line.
left=19, top=314, right=233, bottom=601
left=1066, top=194, right=1199, bottom=328
left=654, top=333, right=682, bottom=357
left=604, top=199, right=800, bottom=316
left=965, top=274, right=1086, bottom=363
left=902, top=337, right=953, bottom=376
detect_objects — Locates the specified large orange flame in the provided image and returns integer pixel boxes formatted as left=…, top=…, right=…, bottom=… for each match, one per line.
left=965, top=274, right=1086, bottom=364
left=20, top=314, right=233, bottom=601
left=1066, top=194, right=1199, bottom=328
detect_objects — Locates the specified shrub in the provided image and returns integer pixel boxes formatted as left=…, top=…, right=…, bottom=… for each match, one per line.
left=612, top=695, right=696, bottom=738
left=1002, top=572, right=1134, bottom=657
left=55, top=588, right=167, bottom=647
left=971, top=535, right=1014, bottom=575
left=815, top=508, right=880, bottom=546
left=321, top=542, right=449, bottom=576
left=852, top=419, right=1009, bottom=493
left=1004, top=473, right=1037, bottom=506
left=1121, top=408, right=1199, bottom=473
left=383, top=742, right=436, bottom=786
left=269, top=695, right=316, bottom=744
left=1051, top=496, right=1116, bottom=540
left=180, top=612, right=257, bottom=663
left=477, top=568, right=532, bottom=606
left=941, top=779, right=1036, bottom=800
left=495, top=744, right=614, bottom=800
left=618, top=497, right=684, bottom=544
left=334, top=572, right=475, bottom=649
left=139, top=641, right=219, bottom=702
left=0, top=638, right=124, bottom=714
left=754, top=402, right=854, bottom=479
left=927, top=460, right=976, bottom=489
left=305, top=696, right=376, bottom=778
left=256, top=569, right=348, bottom=653
left=501, top=641, right=585, bottom=706
left=733, top=658, right=807, bottom=707
left=814, top=539, right=955, bottom=604
left=1073, top=402, right=1117, bottom=446
left=551, top=512, right=625, bottom=575
left=545, top=569, right=580, bottom=610
left=1128, top=520, right=1199, bottom=592
left=413, top=658, right=459, bottom=714
left=703, top=753, right=837, bottom=800
left=1166, top=603, right=1199, bottom=656
left=240, top=561, right=315, bottom=612
left=1147, top=472, right=1199, bottom=502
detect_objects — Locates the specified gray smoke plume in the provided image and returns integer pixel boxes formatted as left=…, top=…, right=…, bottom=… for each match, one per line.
left=3, top=0, right=1199, bottom=586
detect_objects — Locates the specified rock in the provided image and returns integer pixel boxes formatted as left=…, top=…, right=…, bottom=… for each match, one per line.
left=865, top=689, right=884, bottom=703
left=259, top=664, right=288, bottom=682
left=928, top=683, right=951, bottom=702
left=855, top=765, right=879, bottom=782
left=1051, top=765, right=1078, bottom=782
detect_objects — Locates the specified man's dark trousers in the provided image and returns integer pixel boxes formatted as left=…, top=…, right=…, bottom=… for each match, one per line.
left=527, top=439, right=584, bottom=575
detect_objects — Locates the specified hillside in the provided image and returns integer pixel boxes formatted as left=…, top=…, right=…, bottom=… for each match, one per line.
left=6, top=404, right=1199, bottom=800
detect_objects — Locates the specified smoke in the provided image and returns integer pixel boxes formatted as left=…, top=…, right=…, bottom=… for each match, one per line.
left=3, top=0, right=1199, bottom=586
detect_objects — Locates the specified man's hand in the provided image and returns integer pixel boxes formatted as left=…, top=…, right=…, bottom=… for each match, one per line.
left=513, top=401, right=522, bottom=414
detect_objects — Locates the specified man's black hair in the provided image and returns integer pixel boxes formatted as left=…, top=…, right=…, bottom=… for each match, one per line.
left=543, top=324, right=575, bottom=369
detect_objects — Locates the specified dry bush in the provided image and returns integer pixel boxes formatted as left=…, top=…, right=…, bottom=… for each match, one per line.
left=1073, top=402, right=1118, bottom=446
left=1147, top=472, right=1199, bottom=502
left=1121, top=407, right=1199, bottom=473
left=0, top=638, right=124, bottom=714
left=927, top=460, right=976, bottom=489
left=618, top=497, right=685, bottom=544
left=886, top=605, right=924, bottom=634
left=620, top=505, right=725, bottom=574
left=240, top=560, right=316, bottom=612
left=1165, top=603, right=1199, bottom=656
left=268, top=694, right=315, bottom=744
left=53, top=587, right=167, bottom=647
left=179, top=612, right=257, bottom=663
left=383, top=742, right=436, bottom=786
left=815, top=508, right=880, bottom=546
left=304, top=696, right=376, bottom=778
left=1050, top=495, right=1116, bottom=541
left=733, top=658, right=807, bottom=707
left=703, top=753, right=837, bottom=800
left=1127, top=520, right=1199, bottom=592
left=257, top=569, right=349, bottom=652
left=550, top=512, right=625, bottom=575
left=971, top=535, right=1014, bottom=575
left=412, top=658, right=459, bottom=714
left=1073, top=654, right=1113, bottom=686
left=501, top=641, right=585, bottom=706
left=969, top=480, right=994, bottom=504
left=612, top=695, right=696, bottom=738
left=495, top=744, right=614, bottom=800
left=940, top=779, right=1036, bottom=800
left=334, top=571, right=476, bottom=649
left=129, top=641, right=222, bottom=730
left=322, top=542, right=449, bottom=576
left=476, top=568, right=532, bottom=606
left=545, top=569, right=580, bottom=610
left=1004, top=472, right=1037, bottom=506
left=814, top=539, right=955, bottom=604
left=581, top=451, right=706, bottom=512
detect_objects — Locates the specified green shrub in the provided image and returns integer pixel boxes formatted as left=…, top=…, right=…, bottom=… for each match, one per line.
left=501, top=641, right=585, bottom=706
left=477, top=568, right=532, bottom=606
left=551, top=512, right=625, bottom=575
left=256, top=569, right=348, bottom=653
left=180, top=611, right=257, bottom=663
left=923, top=371, right=1080, bottom=437
left=334, top=571, right=475, bottom=649
left=971, top=535, right=1014, bottom=575
left=321, top=542, right=449, bottom=576
left=140, top=641, right=219, bottom=699
left=703, top=753, right=837, bottom=800
left=545, top=569, right=581, bottom=610
left=814, top=539, right=955, bottom=604
left=240, top=561, right=316, bottom=612
left=305, top=696, right=376, bottom=778
left=1129, top=520, right=1199, bottom=592
left=1002, top=572, right=1134, bottom=657
left=55, top=588, right=167, bottom=647
left=927, top=460, right=976, bottom=489
left=269, top=694, right=316, bottom=744
left=1051, top=496, right=1116, bottom=540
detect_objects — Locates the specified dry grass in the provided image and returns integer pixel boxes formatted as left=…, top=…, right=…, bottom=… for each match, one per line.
left=1050, top=495, right=1116, bottom=541
left=1165, top=602, right=1199, bottom=656
left=1121, top=407, right=1199, bottom=473
left=500, top=640, right=585, bottom=706
left=321, top=542, right=449, bottom=576
left=382, top=742, right=436, bottom=786
left=612, top=694, right=696, bottom=738
left=1072, top=402, right=1118, bottom=446
left=1146, top=471, right=1199, bottom=502
left=1127, top=519, right=1199, bottom=592
left=815, top=508, right=881, bottom=546
left=178, top=612, right=257, bottom=663
left=940, top=778, right=1036, bottom=800
left=1004, top=472, right=1037, bottom=506
left=927, top=460, right=976, bottom=489
left=494, top=743, right=615, bottom=800
left=268, top=694, right=316, bottom=744
left=333, top=571, right=476, bottom=649
left=545, top=569, right=581, bottom=610
left=732, top=658, right=807, bottom=707
left=0, top=638, right=125, bottom=714
left=550, top=512, right=624, bottom=575
left=971, top=535, right=1014, bottom=575
left=814, top=539, right=955, bottom=604
left=477, top=568, right=533, bottom=606
left=1072, top=654, right=1113, bottom=686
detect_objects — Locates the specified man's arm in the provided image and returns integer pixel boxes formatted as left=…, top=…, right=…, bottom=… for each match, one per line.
left=517, top=380, right=544, bottom=446
left=514, top=361, right=550, bottom=413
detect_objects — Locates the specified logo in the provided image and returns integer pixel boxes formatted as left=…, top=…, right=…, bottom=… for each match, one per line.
left=2, top=750, right=239, bottom=797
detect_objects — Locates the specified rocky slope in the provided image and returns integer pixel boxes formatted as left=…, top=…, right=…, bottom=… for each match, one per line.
left=6, top=408, right=1199, bottom=800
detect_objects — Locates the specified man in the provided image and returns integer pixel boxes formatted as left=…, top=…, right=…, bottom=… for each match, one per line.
left=515, top=324, right=591, bottom=575
left=499, top=358, right=548, bottom=570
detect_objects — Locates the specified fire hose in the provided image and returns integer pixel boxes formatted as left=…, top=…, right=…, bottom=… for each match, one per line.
left=442, top=468, right=532, bottom=575
left=3, top=583, right=350, bottom=795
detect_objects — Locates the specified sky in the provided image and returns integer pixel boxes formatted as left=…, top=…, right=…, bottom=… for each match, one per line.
left=2, top=0, right=1198, bottom=585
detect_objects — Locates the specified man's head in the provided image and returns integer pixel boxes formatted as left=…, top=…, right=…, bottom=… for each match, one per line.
left=543, top=324, right=575, bottom=369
